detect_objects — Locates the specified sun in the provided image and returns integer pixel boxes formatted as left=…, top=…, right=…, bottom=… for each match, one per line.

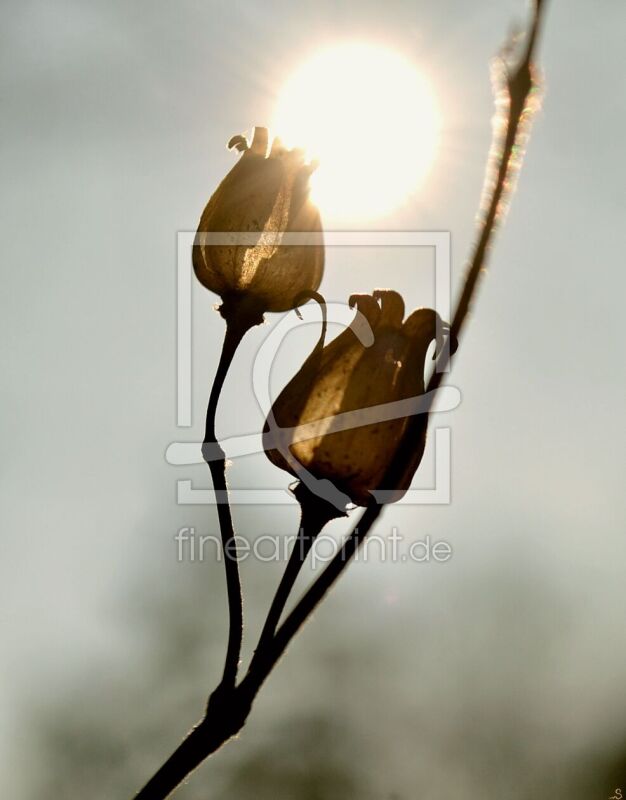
left=273, top=42, right=440, bottom=221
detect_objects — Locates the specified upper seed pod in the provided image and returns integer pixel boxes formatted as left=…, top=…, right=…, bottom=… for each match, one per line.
left=264, top=290, right=456, bottom=507
left=193, top=127, right=324, bottom=321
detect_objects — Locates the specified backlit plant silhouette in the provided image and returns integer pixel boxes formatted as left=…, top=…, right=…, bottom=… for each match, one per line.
left=135, top=2, right=547, bottom=797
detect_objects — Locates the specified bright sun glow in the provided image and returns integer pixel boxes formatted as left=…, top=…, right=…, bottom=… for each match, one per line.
left=273, top=42, right=440, bottom=221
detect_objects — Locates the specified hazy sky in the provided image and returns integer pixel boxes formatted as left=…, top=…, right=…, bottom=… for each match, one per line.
left=1, top=1, right=625, bottom=797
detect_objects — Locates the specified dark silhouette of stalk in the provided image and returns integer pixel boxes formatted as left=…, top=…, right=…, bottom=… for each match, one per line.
left=201, top=313, right=251, bottom=690
left=198, top=295, right=265, bottom=690
left=250, top=483, right=345, bottom=668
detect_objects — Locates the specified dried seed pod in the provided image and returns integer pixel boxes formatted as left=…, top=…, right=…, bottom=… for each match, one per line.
left=264, top=290, right=456, bottom=506
left=193, top=127, right=324, bottom=321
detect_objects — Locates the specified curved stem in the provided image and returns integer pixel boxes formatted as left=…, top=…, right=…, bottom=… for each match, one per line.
left=250, top=484, right=344, bottom=672
left=201, top=310, right=260, bottom=688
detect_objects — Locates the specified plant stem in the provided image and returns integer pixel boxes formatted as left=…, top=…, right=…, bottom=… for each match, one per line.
left=201, top=315, right=250, bottom=688
left=243, top=501, right=380, bottom=696
left=134, top=684, right=252, bottom=800
left=133, top=718, right=224, bottom=800
left=250, top=484, right=344, bottom=672
left=201, top=295, right=267, bottom=687
left=135, top=300, right=262, bottom=800
left=428, top=0, right=546, bottom=394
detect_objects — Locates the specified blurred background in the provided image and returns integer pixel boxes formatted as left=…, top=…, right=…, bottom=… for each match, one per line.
left=1, top=0, right=625, bottom=797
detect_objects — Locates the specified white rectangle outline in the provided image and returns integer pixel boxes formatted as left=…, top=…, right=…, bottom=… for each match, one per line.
left=174, top=230, right=452, bottom=505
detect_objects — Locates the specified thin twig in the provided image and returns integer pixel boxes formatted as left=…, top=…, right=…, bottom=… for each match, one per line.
left=250, top=484, right=344, bottom=671
left=429, top=0, right=545, bottom=390
left=242, top=500, right=381, bottom=696
left=201, top=317, right=250, bottom=688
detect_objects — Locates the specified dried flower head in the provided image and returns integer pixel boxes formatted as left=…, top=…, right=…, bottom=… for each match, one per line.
left=193, top=127, right=324, bottom=321
left=264, top=290, right=456, bottom=506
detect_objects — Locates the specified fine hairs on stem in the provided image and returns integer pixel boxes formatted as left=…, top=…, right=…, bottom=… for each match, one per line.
left=133, top=2, right=548, bottom=798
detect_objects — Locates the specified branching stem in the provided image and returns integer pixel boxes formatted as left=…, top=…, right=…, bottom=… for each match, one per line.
left=133, top=3, right=547, bottom=797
